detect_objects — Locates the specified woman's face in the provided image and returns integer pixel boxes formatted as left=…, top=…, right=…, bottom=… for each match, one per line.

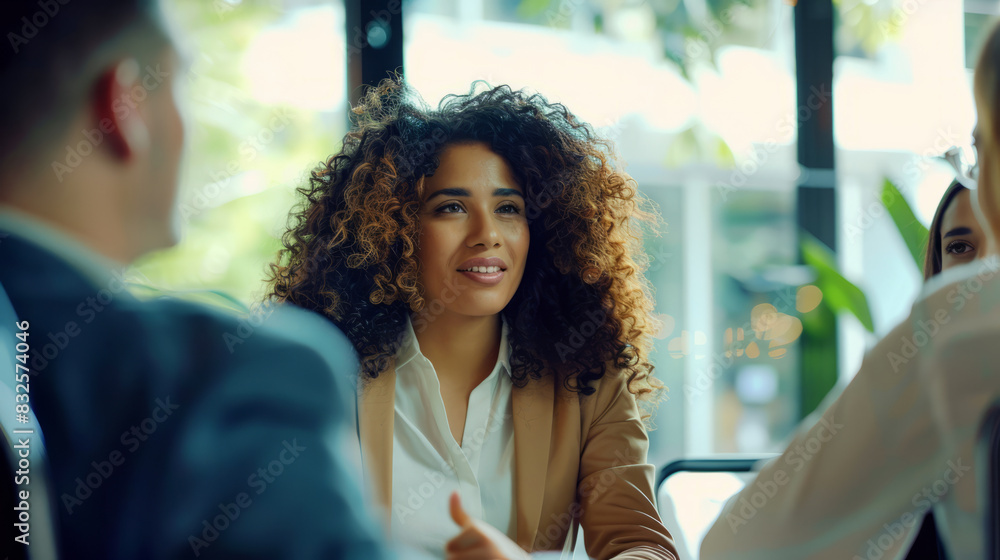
left=940, top=189, right=986, bottom=272
left=416, top=142, right=529, bottom=321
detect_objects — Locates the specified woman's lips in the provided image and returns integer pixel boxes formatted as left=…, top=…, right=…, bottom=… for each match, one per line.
left=459, top=269, right=505, bottom=285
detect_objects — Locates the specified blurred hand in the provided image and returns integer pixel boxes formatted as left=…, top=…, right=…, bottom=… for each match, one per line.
left=445, top=491, right=531, bottom=560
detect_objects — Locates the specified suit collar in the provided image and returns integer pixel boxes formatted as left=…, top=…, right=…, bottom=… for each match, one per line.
left=0, top=206, right=124, bottom=288
left=511, top=373, right=554, bottom=550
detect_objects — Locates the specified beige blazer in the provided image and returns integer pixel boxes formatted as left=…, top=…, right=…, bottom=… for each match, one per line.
left=358, top=363, right=678, bottom=560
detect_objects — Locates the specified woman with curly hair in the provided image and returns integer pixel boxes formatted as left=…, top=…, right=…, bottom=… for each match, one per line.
left=265, top=78, right=677, bottom=560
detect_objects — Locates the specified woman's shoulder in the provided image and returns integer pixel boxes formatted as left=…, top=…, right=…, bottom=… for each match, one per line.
left=553, top=365, right=635, bottom=423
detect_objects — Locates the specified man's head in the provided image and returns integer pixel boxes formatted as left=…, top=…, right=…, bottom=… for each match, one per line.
left=0, top=0, right=185, bottom=263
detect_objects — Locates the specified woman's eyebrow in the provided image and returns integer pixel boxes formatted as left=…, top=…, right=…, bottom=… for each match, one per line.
left=426, top=187, right=471, bottom=201
left=944, top=226, right=973, bottom=238
left=494, top=188, right=524, bottom=198
left=426, top=187, right=524, bottom=200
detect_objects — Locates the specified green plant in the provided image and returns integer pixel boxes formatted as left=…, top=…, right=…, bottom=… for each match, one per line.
left=796, top=177, right=927, bottom=416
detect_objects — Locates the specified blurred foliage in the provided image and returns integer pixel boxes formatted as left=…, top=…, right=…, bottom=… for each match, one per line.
left=796, top=177, right=931, bottom=417
left=833, top=0, right=905, bottom=55
left=800, top=231, right=875, bottom=333
left=518, top=0, right=912, bottom=169
left=798, top=177, right=929, bottom=337
left=520, top=0, right=908, bottom=74
left=663, top=123, right=736, bottom=168
left=881, top=178, right=929, bottom=271
left=798, top=295, right=838, bottom=420
left=129, top=0, right=345, bottom=308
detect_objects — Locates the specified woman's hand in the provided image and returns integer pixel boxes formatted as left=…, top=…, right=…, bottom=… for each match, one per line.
left=445, top=491, right=531, bottom=560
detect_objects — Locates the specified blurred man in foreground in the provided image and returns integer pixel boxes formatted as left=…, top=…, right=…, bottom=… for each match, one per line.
left=0, top=1, right=392, bottom=558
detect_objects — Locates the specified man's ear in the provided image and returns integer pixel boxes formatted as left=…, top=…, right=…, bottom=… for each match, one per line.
left=93, top=59, right=151, bottom=160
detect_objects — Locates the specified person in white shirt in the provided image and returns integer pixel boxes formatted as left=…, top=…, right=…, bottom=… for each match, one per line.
left=265, top=79, right=679, bottom=560
left=700, top=21, right=1000, bottom=560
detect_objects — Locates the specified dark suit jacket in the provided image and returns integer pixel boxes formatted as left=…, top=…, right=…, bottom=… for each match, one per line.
left=0, top=230, right=392, bottom=560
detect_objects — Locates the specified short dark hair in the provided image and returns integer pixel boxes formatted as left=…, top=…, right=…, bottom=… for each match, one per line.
left=0, top=0, right=169, bottom=167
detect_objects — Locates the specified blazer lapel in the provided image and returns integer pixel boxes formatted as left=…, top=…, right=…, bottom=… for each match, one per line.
left=357, top=364, right=396, bottom=516
left=512, top=374, right=555, bottom=550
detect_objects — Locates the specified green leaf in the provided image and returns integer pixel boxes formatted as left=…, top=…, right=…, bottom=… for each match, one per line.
left=880, top=178, right=929, bottom=273
left=713, top=136, right=735, bottom=167
left=800, top=232, right=875, bottom=332
left=518, top=0, right=553, bottom=19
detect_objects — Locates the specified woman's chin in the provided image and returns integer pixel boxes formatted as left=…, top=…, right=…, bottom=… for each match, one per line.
left=445, top=298, right=513, bottom=319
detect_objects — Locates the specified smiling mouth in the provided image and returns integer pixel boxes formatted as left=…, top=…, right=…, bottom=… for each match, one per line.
left=457, top=266, right=506, bottom=273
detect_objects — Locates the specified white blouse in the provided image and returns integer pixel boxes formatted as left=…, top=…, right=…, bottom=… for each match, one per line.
left=389, top=317, right=516, bottom=559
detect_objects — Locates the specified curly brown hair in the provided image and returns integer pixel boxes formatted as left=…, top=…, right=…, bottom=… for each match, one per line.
left=265, top=78, right=664, bottom=402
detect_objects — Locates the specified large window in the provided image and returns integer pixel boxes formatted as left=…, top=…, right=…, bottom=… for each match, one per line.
left=143, top=0, right=984, bottom=468
left=137, top=0, right=348, bottom=305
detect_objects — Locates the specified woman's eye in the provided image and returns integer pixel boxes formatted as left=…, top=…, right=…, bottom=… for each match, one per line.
left=946, top=240, right=975, bottom=256
left=436, top=203, right=464, bottom=214
left=497, top=203, right=521, bottom=214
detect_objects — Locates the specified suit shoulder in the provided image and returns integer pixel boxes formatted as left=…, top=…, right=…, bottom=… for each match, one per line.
left=129, top=296, right=346, bottom=349
left=120, top=296, right=358, bottom=384
left=577, top=366, right=634, bottom=426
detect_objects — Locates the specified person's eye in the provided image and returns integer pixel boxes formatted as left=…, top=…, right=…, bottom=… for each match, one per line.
left=496, top=203, right=522, bottom=215
left=946, top=240, right=976, bottom=256
left=435, top=202, right=465, bottom=214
